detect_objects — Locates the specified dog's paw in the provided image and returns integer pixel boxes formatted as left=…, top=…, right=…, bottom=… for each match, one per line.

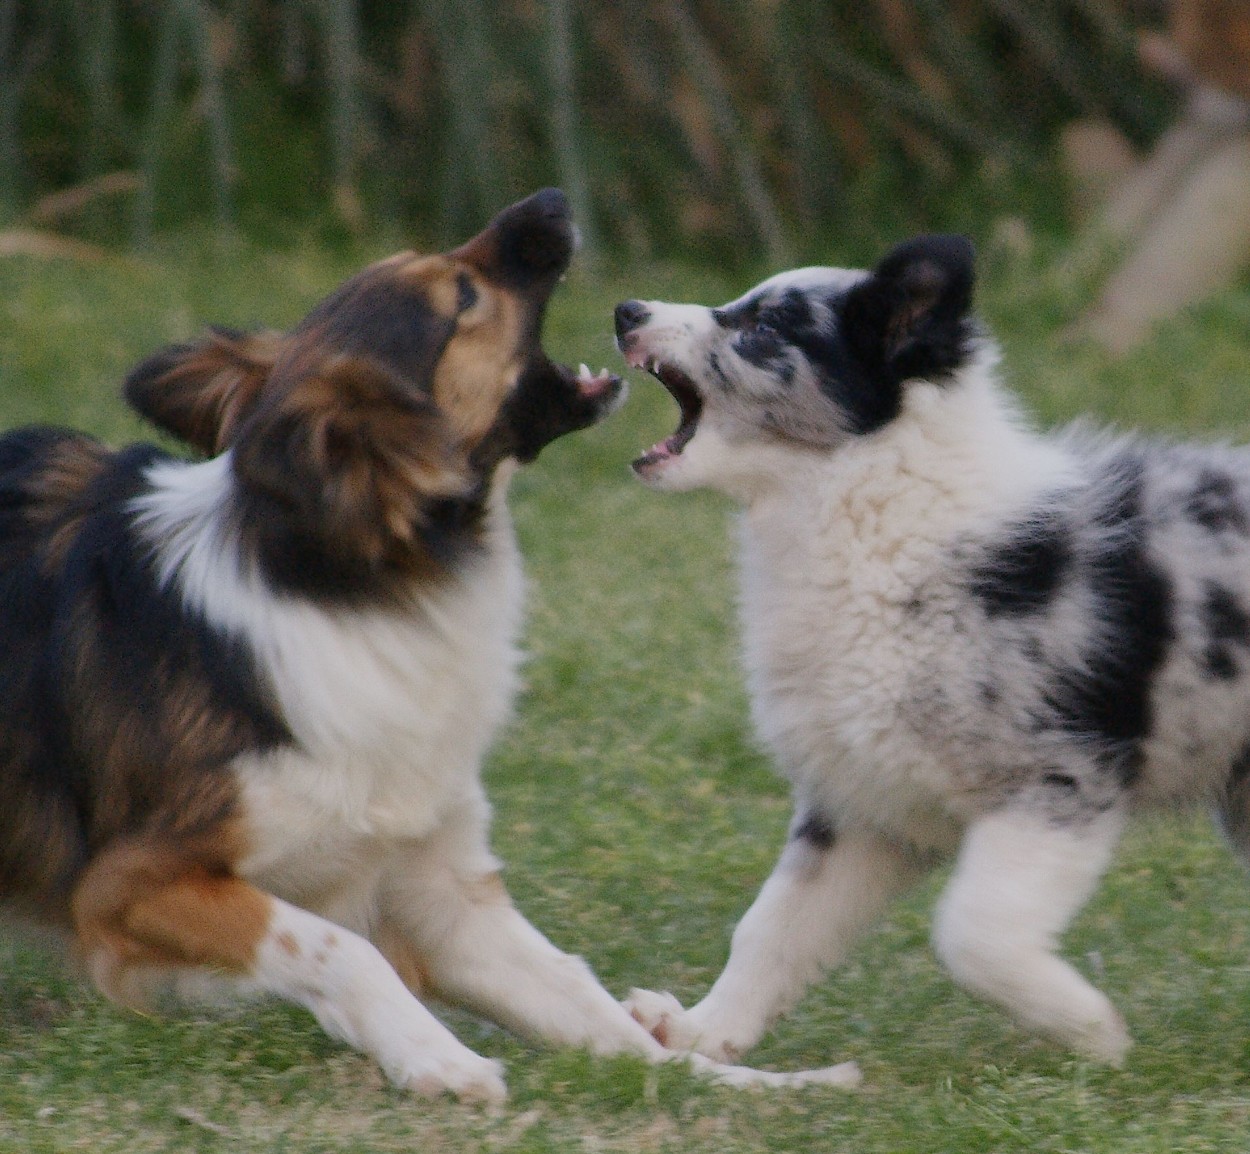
left=387, top=1048, right=507, bottom=1105
left=624, top=988, right=745, bottom=1062
left=1071, top=1007, right=1133, bottom=1067
left=624, top=988, right=688, bottom=1047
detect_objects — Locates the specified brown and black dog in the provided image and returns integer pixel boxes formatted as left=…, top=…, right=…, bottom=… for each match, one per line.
left=0, top=190, right=854, bottom=1101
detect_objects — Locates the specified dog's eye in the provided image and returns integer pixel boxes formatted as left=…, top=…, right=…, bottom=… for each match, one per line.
left=456, top=272, right=480, bottom=314
left=743, top=316, right=780, bottom=343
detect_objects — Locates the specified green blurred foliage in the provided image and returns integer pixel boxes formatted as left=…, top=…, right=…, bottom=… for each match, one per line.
left=1, top=0, right=1173, bottom=263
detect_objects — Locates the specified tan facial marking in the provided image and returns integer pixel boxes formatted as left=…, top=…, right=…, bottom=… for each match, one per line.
left=396, top=255, right=464, bottom=319
left=395, top=254, right=530, bottom=448
left=431, top=289, right=527, bottom=447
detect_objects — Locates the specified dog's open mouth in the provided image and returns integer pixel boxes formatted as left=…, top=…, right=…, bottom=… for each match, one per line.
left=633, top=362, right=703, bottom=471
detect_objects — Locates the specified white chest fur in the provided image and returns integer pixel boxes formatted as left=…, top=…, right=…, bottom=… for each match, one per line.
left=232, top=542, right=524, bottom=887
left=733, top=379, right=1075, bottom=847
left=132, top=455, right=526, bottom=905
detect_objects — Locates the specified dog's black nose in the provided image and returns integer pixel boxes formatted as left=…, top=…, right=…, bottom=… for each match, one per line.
left=614, top=300, right=651, bottom=339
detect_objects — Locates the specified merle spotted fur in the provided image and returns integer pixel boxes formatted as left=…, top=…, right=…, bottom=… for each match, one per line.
left=615, top=234, right=1250, bottom=1067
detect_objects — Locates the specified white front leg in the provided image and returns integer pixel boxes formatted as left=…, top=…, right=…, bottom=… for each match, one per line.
left=626, top=826, right=926, bottom=1062
left=376, top=806, right=860, bottom=1090
left=252, top=899, right=507, bottom=1102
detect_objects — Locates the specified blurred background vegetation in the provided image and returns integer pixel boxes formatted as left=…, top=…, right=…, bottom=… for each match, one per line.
left=1, top=0, right=1176, bottom=265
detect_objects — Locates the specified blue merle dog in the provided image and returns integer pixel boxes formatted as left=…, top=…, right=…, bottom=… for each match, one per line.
left=613, top=234, right=1250, bottom=1066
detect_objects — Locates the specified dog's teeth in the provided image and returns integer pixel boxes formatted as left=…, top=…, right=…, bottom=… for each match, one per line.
left=579, top=362, right=592, bottom=379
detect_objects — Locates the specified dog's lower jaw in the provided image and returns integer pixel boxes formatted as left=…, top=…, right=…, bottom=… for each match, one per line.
left=630, top=452, right=675, bottom=487
left=629, top=423, right=726, bottom=493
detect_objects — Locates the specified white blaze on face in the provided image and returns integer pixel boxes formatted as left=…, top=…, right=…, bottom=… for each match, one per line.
left=620, top=267, right=875, bottom=493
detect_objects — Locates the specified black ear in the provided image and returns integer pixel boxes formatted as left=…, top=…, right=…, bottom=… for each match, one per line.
left=124, top=327, right=287, bottom=455
left=840, top=234, right=976, bottom=386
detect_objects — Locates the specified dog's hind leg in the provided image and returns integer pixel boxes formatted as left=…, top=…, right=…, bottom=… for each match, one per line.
left=932, top=803, right=1131, bottom=1064
left=625, top=825, right=926, bottom=1064
left=71, top=833, right=507, bottom=1102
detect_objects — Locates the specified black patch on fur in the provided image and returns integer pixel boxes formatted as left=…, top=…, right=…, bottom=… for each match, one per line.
left=711, top=301, right=750, bottom=330
left=835, top=233, right=980, bottom=415
left=0, top=434, right=290, bottom=905
left=1042, top=771, right=1079, bottom=792
left=969, top=509, right=1073, bottom=618
left=707, top=348, right=733, bottom=390
left=792, top=810, right=836, bottom=850
left=1200, top=581, right=1250, bottom=681
left=790, top=322, right=897, bottom=436
left=455, top=272, right=479, bottom=314
left=1041, top=460, right=1173, bottom=786
left=735, top=331, right=795, bottom=384
left=831, top=235, right=977, bottom=437
left=719, top=296, right=799, bottom=384
left=60, top=445, right=290, bottom=753
left=769, top=288, right=815, bottom=333
left=1188, top=469, right=1249, bottom=536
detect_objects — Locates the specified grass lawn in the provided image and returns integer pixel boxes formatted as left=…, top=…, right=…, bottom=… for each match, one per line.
left=2, top=230, right=1250, bottom=1153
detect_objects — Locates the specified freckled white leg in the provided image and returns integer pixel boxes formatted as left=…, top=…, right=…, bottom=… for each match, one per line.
left=932, top=804, right=1131, bottom=1064
left=626, top=830, right=926, bottom=1063
left=252, top=899, right=507, bottom=1102
left=71, top=838, right=505, bottom=1103
left=377, top=801, right=860, bottom=1090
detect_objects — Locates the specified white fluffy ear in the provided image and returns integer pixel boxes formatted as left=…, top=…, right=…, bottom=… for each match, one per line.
left=840, top=235, right=976, bottom=385
left=125, top=327, right=288, bottom=455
